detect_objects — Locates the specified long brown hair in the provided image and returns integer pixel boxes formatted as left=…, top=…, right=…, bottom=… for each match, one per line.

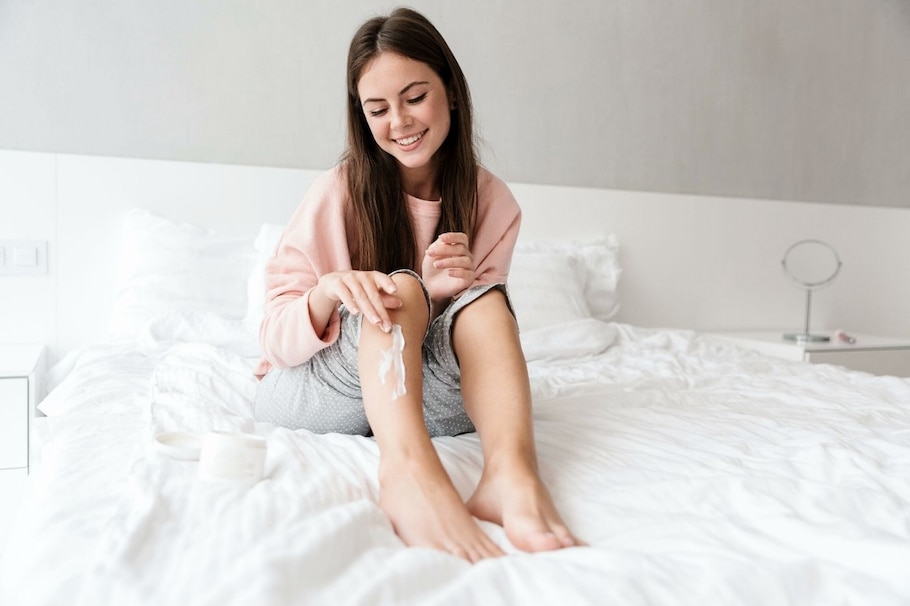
left=343, top=7, right=478, bottom=272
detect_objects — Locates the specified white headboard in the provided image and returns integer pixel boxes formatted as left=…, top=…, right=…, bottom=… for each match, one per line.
left=3, top=150, right=910, bottom=363
left=511, top=182, right=910, bottom=337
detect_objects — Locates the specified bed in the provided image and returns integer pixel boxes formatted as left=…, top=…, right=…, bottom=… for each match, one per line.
left=2, top=202, right=910, bottom=606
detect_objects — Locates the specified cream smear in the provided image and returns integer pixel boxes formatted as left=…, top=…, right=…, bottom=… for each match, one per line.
left=378, top=323, right=407, bottom=399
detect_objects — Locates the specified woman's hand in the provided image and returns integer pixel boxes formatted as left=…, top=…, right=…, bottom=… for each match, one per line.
left=422, top=232, right=475, bottom=304
left=313, top=270, right=401, bottom=333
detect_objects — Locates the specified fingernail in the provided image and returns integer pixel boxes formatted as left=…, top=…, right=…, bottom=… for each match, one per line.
left=382, top=322, right=391, bottom=333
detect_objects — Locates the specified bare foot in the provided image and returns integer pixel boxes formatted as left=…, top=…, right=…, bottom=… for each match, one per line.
left=466, top=458, right=581, bottom=552
left=379, top=454, right=505, bottom=563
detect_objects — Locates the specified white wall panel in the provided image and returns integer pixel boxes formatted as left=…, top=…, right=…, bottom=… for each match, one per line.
left=0, top=150, right=57, bottom=350
left=2, top=149, right=909, bottom=363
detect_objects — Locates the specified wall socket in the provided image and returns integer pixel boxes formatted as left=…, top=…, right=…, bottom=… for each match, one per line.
left=0, top=240, right=48, bottom=276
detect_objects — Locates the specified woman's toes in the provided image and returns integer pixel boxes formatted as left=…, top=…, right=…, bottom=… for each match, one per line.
left=519, top=530, right=565, bottom=552
left=556, top=529, right=579, bottom=548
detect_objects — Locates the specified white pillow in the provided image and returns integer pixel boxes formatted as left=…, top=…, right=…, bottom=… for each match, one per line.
left=244, top=223, right=286, bottom=328
left=507, top=251, right=590, bottom=332
left=139, top=310, right=261, bottom=358
left=38, top=343, right=158, bottom=416
left=242, top=227, right=622, bottom=341
left=514, top=235, right=621, bottom=321
left=521, top=318, right=618, bottom=362
left=108, top=210, right=256, bottom=340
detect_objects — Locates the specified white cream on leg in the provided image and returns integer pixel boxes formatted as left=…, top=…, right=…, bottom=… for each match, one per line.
left=377, top=323, right=407, bottom=399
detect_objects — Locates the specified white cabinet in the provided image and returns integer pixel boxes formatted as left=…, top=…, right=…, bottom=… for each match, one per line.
left=0, top=344, right=46, bottom=472
left=0, top=378, right=28, bottom=470
left=708, top=331, right=910, bottom=377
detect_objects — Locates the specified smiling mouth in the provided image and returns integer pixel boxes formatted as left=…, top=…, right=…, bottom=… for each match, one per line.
left=393, top=130, right=427, bottom=146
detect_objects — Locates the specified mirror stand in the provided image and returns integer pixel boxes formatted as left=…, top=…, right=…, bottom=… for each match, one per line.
left=783, top=289, right=830, bottom=342
left=780, top=240, right=841, bottom=343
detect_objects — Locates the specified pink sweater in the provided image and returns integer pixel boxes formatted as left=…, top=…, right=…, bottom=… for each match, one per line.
left=256, top=165, right=521, bottom=375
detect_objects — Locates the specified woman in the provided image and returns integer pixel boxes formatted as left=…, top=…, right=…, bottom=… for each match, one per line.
left=254, top=7, right=579, bottom=562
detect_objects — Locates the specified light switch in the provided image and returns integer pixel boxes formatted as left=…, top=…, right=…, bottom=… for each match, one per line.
left=0, top=239, right=47, bottom=275
left=14, top=246, right=38, bottom=267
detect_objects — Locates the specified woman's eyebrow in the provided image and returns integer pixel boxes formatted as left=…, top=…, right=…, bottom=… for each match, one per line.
left=362, top=81, right=430, bottom=105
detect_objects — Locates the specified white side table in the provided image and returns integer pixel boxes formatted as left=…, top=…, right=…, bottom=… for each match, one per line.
left=0, top=343, right=45, bottom=554
left=707, top=331, right=910, bottom=377
left=0, top=343, right=46, bottom=473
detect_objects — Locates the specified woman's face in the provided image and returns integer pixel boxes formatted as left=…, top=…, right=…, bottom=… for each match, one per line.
left=357, top=52, right=453, bottom=192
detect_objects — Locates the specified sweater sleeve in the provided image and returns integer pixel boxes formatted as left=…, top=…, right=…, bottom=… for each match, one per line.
left=257, top=169, right=353, bottom=372
left=470, top=169, right=522, bottom=287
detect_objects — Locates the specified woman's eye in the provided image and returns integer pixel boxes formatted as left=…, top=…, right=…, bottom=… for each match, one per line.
left=407, top=93, right=427, bottom=105
left=369, top=108, right=388, bottom=117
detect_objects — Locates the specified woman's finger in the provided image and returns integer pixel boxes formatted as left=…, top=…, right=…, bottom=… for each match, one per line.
left=373, top=272, right=399, bottom=295
left=437, top=232, right=469, bottom=246
left=433, top=254, right=473, bottom=270
left=336, top=276, right=364, bottom=316
left=347, top=271, right=405, bottom=333
left=343, top=275, right=384, bottom=328
left=427, top=233, right=469, bottom=257
left=360, top=275, right=396, bottom=332
left=446, top=267, right=474, bottom=280
left=379, top=293, right=403, bottom=310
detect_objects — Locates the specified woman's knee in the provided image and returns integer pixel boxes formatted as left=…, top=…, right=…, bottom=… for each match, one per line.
left=454, top=287, right=516, bottom=339
left=390, top=271, right=430, bottom=320
left=462, top=287, right=512, bottom=320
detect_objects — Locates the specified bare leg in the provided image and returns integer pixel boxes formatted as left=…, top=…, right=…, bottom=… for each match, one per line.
left=358, top=273, right=504, bottom=562
left=455, top=289, right=581, bottom=551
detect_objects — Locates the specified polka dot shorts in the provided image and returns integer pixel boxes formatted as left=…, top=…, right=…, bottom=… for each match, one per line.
left=253, top=270, right=511, bottom=438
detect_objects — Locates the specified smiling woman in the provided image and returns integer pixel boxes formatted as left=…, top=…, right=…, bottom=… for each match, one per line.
left=252, top=7, right=580, bottom=563
left=342, top=7, right=479, bottom=274
left=357, top=53, right=453, bottom=200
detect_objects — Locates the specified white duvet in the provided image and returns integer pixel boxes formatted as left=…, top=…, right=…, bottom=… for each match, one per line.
left=3, top=323, right=910, bottom=606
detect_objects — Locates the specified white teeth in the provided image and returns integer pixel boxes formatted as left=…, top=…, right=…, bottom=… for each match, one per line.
left=395, top=131, right=424, bottom=146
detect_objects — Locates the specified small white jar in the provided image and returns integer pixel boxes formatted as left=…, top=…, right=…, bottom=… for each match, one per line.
left=197, top=431, right=267, bottom=485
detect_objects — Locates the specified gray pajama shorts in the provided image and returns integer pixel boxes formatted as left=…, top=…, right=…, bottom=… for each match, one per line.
left=253, top=271, right=511, bottom=438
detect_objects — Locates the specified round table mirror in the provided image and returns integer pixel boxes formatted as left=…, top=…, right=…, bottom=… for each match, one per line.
left=781, top=239, right=841, bottom=342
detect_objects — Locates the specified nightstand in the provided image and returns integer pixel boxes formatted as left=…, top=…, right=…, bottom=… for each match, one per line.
left=707, top=331, right=910, bottom=377
left=0, top=343, right=46, bottom=473
left=0, top=343, right=45, bottom=555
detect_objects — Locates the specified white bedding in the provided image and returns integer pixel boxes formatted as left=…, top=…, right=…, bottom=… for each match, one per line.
left=3, top=323, right=910, bottom=605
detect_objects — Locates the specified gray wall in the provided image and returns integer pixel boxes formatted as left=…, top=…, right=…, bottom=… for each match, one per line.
left=2, top=0, right=909, bottom=208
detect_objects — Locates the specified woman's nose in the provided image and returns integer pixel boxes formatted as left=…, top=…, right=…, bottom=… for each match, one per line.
left=391, top=107, right=412, bottom=130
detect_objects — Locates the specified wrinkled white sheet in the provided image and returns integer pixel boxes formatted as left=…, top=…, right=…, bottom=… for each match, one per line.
left=3, top=324, right=910, bottom=605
